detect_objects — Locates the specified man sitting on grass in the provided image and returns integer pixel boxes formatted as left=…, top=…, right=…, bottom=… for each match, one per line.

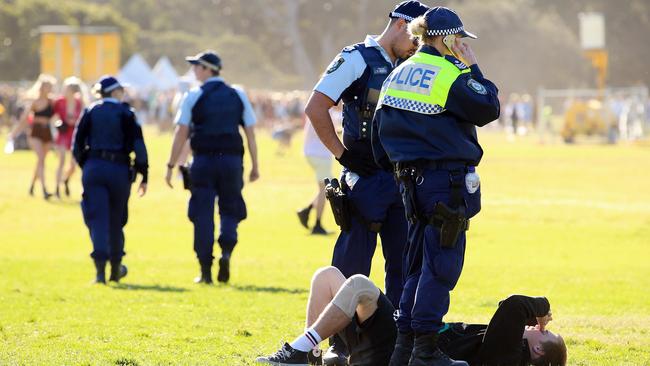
left=255, top=266, right=566, bottom=366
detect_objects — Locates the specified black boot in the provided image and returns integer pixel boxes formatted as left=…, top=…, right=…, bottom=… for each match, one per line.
left=93, top=260, right=106, bottom=284
left=389, top=332, right=414, bottom=366
left=323, top=334, right=348, bottom=366
left=408, top=333, right=468, bottom=366
left=297, top=205, right=312, bottom=229
left=194, top=261, right=213, bottom=284
left=109, top=260, right=128, bottom=282
left=311, top=220, right=328, bottom=235
left=217, top=253, right=230, bottom=283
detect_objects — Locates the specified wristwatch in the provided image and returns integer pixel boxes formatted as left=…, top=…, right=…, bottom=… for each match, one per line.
left=167, top=163, right=175, bottom=169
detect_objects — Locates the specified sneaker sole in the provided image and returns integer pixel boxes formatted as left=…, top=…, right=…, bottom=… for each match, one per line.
left=255, top=359, right=308, bottom=366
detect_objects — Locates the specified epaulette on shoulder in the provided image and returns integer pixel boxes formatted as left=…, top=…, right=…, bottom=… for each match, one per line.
left=445, top=55, right=469, bottom=71
left=121, top=102, right=136, bottom=114
left=342, top=42, right=363, bottom=53
left=88, top=100, right=103, bottom=110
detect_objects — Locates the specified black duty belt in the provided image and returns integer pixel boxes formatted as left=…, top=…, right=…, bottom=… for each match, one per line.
left=193, top=148, right=243, bottom=156
left=88, top=150, right=130, bottom=165
left=395, top=160, right=470, bottom=172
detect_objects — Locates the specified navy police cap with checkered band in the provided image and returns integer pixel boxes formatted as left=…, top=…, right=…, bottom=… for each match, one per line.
left=96, top=75, right=123, bottom=94
left=389, top=1, right=429, bottom=23
left=185, top=51, right=222, bottom=71
left=424, top=6, right=477, bottom=39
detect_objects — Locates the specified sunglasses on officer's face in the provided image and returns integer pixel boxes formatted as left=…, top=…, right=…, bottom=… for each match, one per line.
left=410, top=37, right=420, bottom=47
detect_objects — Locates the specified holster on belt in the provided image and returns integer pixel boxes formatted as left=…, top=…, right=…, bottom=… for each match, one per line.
left=179, top=165, right=192, bottom=190
left=324, top=178, right=382, bottom=233
left=324, top=178, right=352, bottom=232
left=395, top=163, right=469, bottom=248
left=396, top=165, right=420, bottom=224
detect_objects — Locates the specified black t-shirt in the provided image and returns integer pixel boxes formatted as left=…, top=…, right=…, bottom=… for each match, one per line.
left=440, top=295, right=550, bottom=366
left=338, top=292, right=397, bottom=366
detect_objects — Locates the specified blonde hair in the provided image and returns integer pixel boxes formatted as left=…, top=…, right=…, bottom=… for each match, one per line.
left=62, top=76, right=89, bottom=105
left=408, top=16, right=437, bottom=46
left=26, top=74, right=57, bottom=99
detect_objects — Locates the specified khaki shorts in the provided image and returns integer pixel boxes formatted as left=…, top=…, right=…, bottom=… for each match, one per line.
left=306, top=156, right=332, bottom=183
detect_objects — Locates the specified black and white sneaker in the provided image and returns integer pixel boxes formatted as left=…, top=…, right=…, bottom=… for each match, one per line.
left=256, top=343, right=309, bottom=365
left=308, top=348, right=322, bottom=365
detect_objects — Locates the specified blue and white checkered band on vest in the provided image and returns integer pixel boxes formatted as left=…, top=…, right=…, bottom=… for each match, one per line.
left=340, top=43, right=393, bottom=160
left=190, top=81, right=245, bottom=155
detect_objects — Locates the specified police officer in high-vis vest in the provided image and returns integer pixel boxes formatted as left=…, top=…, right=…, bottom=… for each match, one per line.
left=165, top=51, right=259, bottom=285
left=304, top=2, right=428, bottom=364
left=72, top=76, right=149, bottom=284
left=372, top=7, right=500, bottom=366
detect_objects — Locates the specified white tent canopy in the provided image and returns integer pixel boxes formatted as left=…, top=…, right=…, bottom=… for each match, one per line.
left=117, top=54, right=155, bottom=93
left=152, top=56, right=180, bottom=91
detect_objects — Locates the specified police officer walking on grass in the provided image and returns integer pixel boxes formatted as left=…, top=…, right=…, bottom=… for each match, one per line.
left=304, top=2, right=429, bottom=365
left=72, top=76, right=149, bottom=284
left=165, top=51, right=259, bottom=285
left=372, top=7, right=500, bottom=366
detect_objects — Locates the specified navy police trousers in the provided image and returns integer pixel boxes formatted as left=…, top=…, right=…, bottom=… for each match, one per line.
left=396, top=167, right=481, bottom=334
left=81, top=158, right=131, bottom=262
left=332, top=169, right=407, bottom=307
left=188, top=154, right=247, bottom=265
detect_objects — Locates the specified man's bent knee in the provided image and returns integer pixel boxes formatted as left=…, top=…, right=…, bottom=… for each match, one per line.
left=331, top=274, right=380, bottom=318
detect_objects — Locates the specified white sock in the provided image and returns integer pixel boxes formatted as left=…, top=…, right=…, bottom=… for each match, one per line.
left=290, top=328, right=323, bottom=352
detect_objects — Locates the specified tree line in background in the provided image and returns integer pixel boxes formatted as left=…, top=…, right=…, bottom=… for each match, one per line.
left=1, top=0, right=648, bottom=93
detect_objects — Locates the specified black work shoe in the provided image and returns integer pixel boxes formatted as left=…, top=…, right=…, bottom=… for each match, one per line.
left=217, top=256, right=230, bottom=283
left=109, top=261, right=128, bottom=282
left=389, top=332, right=414, bottom=366
left=323, top=345, right=348, bottom=366
left=93, top=260, right=106, bottom=284
left=308, top=348, right=323, bottom=365
left=297, top=207, right=311, bottom=228
left=194, top=263, right=213, bottom=284
left=311, top=224, right=328, bottom=235
left=256, top=342, right=309, bottom=365
left=408, top=333, right=468, bottom=366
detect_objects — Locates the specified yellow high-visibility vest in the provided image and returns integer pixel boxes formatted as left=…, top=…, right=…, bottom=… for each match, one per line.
left=378, top=52, right=470, bottom=115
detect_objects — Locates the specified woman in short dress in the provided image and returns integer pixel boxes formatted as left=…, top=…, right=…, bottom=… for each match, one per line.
left=53, top=77, right=84, bottom=198
left=8, top=74, right=57, bottom=199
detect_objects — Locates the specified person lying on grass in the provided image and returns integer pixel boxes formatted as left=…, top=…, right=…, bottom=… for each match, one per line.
left=255, top=266, right=566, bottom=366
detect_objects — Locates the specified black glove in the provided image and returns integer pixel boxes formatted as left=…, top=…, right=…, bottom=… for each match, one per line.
left=336, top=149, right=377, bottom=177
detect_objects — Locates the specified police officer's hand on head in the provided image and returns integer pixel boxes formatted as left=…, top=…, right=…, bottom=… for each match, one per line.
left=336, top=149, right=377, bottom=177
left=451, top=38, right=478, bottom=66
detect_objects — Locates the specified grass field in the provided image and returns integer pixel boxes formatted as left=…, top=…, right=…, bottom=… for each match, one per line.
left=1, top=128, right=649, bottom=365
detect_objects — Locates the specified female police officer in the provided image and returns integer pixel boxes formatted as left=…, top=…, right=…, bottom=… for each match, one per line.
left=73, top=76, right=148, bottom=284
left=372, top=7, right=500, bottom=366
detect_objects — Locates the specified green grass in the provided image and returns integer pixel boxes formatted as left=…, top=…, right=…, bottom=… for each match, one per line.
left=1, top=128, right=649, bottom=365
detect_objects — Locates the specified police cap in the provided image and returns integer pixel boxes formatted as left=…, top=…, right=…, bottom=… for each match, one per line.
left=389, top=1, right=429, bottom=23
left=185, top=51, right=222, bottom=71
left=95, top=75, right=123, bottom=94
left=424, top=6, right=477, bottom=39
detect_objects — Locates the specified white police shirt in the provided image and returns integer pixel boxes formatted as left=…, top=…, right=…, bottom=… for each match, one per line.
left=314, top=35, right=395, bottom=103
left=174, top=76, right=257, bottom=127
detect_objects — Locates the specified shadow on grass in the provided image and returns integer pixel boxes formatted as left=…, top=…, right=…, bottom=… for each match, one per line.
left=231, top=284, right=307, bottom=295
left=112, top=283, right=189, bottom=293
